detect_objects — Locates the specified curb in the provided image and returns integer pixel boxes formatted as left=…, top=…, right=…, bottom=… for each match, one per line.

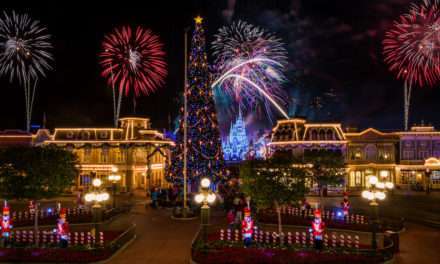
left=171, top=215, right=198, bottom=221
left=92, top=234, right=137, bottom=264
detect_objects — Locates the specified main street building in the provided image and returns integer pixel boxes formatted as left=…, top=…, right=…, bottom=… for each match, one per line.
left=0, top=117, right=173, bottom=192
left=270, top=118, right=440, bottom=191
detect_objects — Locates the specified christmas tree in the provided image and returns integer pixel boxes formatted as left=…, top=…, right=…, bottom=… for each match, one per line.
left=169, top=16, right=224, bottom=185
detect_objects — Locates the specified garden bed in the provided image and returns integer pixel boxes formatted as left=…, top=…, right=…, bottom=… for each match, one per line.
left=192, top=232, right=393, bottom=264
left=0, top=225, right=136, bottom=263
left=258, top=208, right=403, bottom=233
left=0, top=247, right=113, bottom=263
left=192, top=247, right=385, bottom=264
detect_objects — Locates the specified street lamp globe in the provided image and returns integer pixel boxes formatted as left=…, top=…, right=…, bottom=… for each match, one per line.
left=369, top=176, right=378, bottom=186
left=375, top=191, right=386, bottom=200
left=200, top=178, right=211, bottom=188
left=207, top=193, right=216, bottom=204
left=92, top=178, right=102, bottom=187
left=85, top=193, right=96, bottom=202
left=195, top=193, right=204, bottom=204
left=362, top=190, right=370, bottom=199
left=385, top=182, right=394, bottom=189
left=96, top=192, right=110, bottom=202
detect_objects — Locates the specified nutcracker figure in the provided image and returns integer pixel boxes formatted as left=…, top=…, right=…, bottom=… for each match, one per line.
left=341, top=192, right=350, bottom=217
left=0, top=201, right=12, bottom=246
left=311, top=209, right=325, bottom=249
left=241, top=207, right=254, bottom=247
left=57, top=208, right=70, bottom=248
left=29, top=200, right=35, bottom=214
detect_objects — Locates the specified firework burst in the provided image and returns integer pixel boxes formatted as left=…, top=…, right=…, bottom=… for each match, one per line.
left=99, top=26, right=167, bottom=97
left=383, top=0, right=440, bottom=130
left=383, top=0, right=440, bottom=87
left=211, top=20, right=288, bottom=121
left=0, top=10, right=53, bottom=132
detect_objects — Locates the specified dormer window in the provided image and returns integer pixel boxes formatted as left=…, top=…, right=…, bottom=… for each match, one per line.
left=99, top=131, right=108, bottom=139
left=80, top=131, right=90, bottom=140
left=66, top=131, right=74, bottom=139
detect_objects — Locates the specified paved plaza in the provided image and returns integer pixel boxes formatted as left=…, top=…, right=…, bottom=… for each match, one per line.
left=99, top=194, right=440, bottom=264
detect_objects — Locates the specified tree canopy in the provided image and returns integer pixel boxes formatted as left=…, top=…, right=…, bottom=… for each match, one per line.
left=240, top=157, right=308, bottom=210
left=304, top=149, right=346, bottom=193
left=0, top=146, right=78, bottom=199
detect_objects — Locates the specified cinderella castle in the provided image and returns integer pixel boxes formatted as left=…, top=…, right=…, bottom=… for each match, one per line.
left=222, top=109, right=250, bottom=161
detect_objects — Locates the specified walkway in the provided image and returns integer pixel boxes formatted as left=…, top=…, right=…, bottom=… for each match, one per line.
left=108, top=202, right=199, bottom=264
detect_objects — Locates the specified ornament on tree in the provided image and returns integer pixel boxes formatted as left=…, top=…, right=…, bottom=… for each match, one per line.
left=0, top=201, right=13, bottom=242
left=56, top=208, right=70, bottom=248
left=341, top=192, right=350, bottom=217
left=168, top=16, right=224, bottom=186
left=311, top=209, right=325, bottom=250
left=241, top=207, right=254, bottom=247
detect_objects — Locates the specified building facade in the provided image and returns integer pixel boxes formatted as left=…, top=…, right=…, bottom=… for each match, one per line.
left=269, top=118, right=440, bottom=190
left=270, top=118, right=347, bottom=157
left=42, top=117, right=174, bottom=191
left=222, top=110, right=249, bottom=161
left=345, top=128, right=399, bottom=190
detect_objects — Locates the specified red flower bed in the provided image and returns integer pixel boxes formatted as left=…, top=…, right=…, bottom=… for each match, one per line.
left=0, top=230, right=125, bottom=262
left=0, top=248, right=112, bottom=263
left=193, top=247, right=384, bottom=264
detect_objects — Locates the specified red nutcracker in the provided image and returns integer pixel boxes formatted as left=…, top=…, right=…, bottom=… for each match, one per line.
left=29, top=200, right=35, bottom=214
left=56, top=208, right=70, bottom=247
left=0, top=202, right=12, bottom=241
left=311, top=209, right=325, bottom=249
left=341, top=192, right=350, bottom=217
left=241, top=208, right=254, bottom=247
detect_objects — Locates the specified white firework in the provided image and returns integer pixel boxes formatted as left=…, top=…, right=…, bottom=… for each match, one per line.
left=211, top=20, right=288, bottom=122
left=0, top=10, right=54, bottom=132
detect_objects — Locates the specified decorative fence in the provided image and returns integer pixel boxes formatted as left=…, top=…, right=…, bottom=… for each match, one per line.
left=10, top=230, right=104, bottom=247
left=12, top=208, right=91, bottom=223
left=219, top=227, right=361, bottom=249
left=279, top=206, right=367, bottom=225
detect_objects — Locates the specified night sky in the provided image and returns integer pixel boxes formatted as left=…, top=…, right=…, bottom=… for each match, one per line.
left=1, top=0, right=440, bottom=135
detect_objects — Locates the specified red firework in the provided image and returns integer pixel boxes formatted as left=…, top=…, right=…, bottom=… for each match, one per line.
left=383, top=0, right=440, bottom=87
left=99, top=26, right=167, bottom=96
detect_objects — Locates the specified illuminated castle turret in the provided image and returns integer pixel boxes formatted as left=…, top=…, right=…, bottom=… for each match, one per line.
left=222, top=109, right=249, bottom=161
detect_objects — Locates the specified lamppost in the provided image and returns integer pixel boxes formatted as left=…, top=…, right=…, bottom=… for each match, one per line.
left=85, top=178, right=109, bottom=240
left=108, top=167, right=121, bottom=208
left=362, top=175, right=394, bottom=250
left=194, top=178, right=216, bottom=245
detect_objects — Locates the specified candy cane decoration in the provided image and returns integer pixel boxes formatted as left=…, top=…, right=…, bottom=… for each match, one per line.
left=253, top=226, right=259, bottom=241
left=99, top=232, right=104, bottom=246
left=332, top=233, right=337, bottom=248
left=347, top=235, right=352, bottom=248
